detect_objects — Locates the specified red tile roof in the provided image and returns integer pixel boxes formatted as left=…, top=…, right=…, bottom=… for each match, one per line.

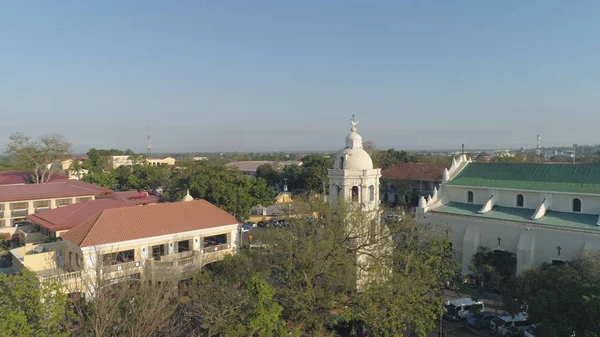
left=26, top=199, right=128, bottom=232
left=0, top=170, right=30, bottom=185
left=98, top=191, right=160, bottom=205
left=382, top=163, right=447, bottom=182
left=0, top=180, right=111, bottom=203
left=226, top=161, right=302, bottom=173
left=62, top=200, right=238, bottom=248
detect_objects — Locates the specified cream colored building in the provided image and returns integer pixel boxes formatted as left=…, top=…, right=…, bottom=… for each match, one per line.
left=416, top=157, right=600, bottom=275
left=0, top=180, right=109, bottom=234
left=110, top=155, right=176, bottom=168
left=11, top=198, right=239, bottom=297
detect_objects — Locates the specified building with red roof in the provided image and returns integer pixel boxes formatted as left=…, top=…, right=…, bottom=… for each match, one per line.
left=0, top=180, right=111, bottom=235
left=381, top=163, right=448, bottom=205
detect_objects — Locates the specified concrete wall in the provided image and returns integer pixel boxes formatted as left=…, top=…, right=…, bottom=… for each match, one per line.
left=420, top=212, right=600, bottom=274
left=446, top=185, right=600, bottom=215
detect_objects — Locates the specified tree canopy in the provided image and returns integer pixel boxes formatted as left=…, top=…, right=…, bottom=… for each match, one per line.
left=504, top=252, right=600, bottom=337
left=5, top=133, right=72, bottom=183
left=166, top=161, right=275, bottom=219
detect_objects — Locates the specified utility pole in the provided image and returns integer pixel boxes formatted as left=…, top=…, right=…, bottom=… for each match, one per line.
left=573, top=144, right=577, bottom=164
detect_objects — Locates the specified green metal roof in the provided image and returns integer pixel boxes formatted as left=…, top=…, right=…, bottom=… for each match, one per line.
left=448, top=163, right=600, bottom=194
left=433, top=202, right=600, bottom=232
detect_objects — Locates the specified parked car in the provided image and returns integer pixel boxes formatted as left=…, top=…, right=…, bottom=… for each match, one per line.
left=240, top=223, right=253, bottom=232
left=524, top=324, right=537, bottom=337
left=257, top=221, right=267, bottom=228
left=467, top=311, right=496, bottom=330
left=490, top=313, right=531, bottom=337
left=443, top=298, right=484, bottom=321
left=247, top=222, right=257, bottom=228
left=0, top=256, right=12, bottom=268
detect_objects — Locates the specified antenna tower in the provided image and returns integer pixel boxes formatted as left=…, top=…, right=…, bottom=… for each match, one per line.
left=147, top=135, right=152, bottom=159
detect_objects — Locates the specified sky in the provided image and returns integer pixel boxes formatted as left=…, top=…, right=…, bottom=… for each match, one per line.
left=1, top=1, right=600, bottom=153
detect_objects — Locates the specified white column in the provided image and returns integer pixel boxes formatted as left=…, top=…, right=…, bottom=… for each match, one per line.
left=27, top=201, right=35, bottom=214
left=50, top=199, right=57, bottom=209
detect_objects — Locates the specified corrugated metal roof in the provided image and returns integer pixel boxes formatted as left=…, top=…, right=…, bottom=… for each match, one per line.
left=448, top=163, right=600, bottom=194
left=0, top=180, right=111, bottom=202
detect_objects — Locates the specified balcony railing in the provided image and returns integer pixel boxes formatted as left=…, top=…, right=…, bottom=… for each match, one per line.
left=35, top=207, right=51, bottom=213
left=202, top=243, right=230, bottom=253
left=41, top=270, right=83, bottom=284
left=101, top=261, right=141, bottom=274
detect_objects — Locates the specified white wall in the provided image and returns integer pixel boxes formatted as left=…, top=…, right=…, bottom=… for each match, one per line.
left=421, top=212, right=600, bottom=274
left=445, top=185, right=600, bottom=215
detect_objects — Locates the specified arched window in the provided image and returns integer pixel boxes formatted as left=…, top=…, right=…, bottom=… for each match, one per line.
left=573, top=198, right=582, bottom=213
left=351, top=186, right=359, bottom=202
left=467, top=191, right=474, bottom=203
left=516, top=194, right=524, bottom=207
left=340, top=157, right=344, bottom=169
left=369, top=185, right=375, bottom=202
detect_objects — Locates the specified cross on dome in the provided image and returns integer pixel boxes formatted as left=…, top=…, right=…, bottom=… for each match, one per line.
left=350, top=114, right=359, bottom=132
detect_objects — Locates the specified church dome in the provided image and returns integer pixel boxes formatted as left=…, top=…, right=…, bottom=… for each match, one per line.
left=332, top=120, right=374, bottom=170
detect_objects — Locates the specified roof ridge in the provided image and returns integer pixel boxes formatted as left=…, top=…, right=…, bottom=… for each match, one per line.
left=78, top=211, right=105, bottom=247
left=57, top=201, right=88, bottom=223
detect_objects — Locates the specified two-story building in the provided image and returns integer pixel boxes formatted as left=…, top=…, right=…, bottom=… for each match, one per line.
left=0, top=180, right=110, bottom=235
left=11, top=198, right=239, bottom=296
left=416, top=158, right=600, bottom=275
left=381, top=162, right=447, bottom=206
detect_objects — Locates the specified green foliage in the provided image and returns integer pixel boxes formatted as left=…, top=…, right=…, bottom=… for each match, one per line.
left=504, top=251, right=600, bottom=337
left=0, top=271, right=71, bottom=337
left=372, top=149, right=416, bottom=169
left=471, top=246, right=517, bottom=287
left=5, top=133, right=72, bottom=183
left=82, top=171, right=118, bottom=189
left=84, top=148, right=111, bottom=173
left=167, top=161, right=275, bottom=218
left=256, top=163, right=282, bottom=187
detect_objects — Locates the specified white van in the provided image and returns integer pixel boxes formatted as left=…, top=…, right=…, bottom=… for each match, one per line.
left=443, top=298, right=484, bottom=321
left=489, top=313, right=531, bottom=337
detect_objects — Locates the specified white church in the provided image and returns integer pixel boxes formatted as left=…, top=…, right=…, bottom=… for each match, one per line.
left=416, top=155, right=600, bottom=275
left=325, top=119, right=600, bottom=276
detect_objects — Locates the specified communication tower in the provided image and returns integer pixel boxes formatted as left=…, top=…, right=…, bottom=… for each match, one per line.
left=147, top=135, right=152, bottom=159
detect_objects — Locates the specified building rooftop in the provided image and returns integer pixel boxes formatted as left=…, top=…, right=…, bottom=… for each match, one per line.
left=448, top=163, right=600, bottom=194
left=382, top=163, right=447, bottom=181
left=0, top=170, right=30, bottom=185
left=226, top=161, right=302, bottom=173
left=26, top=199, right=128, bottom=232
left=433, top=202, right=600, bottom=232
left=98, top=191, right=160, bottom=205
left=0, top=180, right=111, bottom=202
left=62, top=200, right=238, bottom=248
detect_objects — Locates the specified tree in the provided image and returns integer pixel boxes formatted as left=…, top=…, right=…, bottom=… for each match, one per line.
left=84, top=148, right=110, bottom=173
left=0, top=271, right=71, bottom=337
left=256, top=163, right=282, bottom=187
left=82, top=171, right=118, bottom=189
left=301, top=155, right=333, bottom=193
left=5, top=133, right=72, bottom=183
left=504, top=251, right=600, bottom=337
left=372, top=149, right=416, bottom=170
left=167, top=161, right=275, bottom=219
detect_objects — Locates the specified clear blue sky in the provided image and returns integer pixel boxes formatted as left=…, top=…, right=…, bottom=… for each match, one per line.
left=2, top=1, right=599, bottom=153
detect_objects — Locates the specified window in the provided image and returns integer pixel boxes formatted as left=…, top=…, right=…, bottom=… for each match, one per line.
left=369, top=185, right=375, bottom=202
left=177, top=240, right=191, bottom=252
left=33, top=200, right=50, bottom=208
left=467, top=191, right=474, bottom=203
left=336, top=185, right=342, bottom=199
left=573, top=198, right=582, bottom=213
left=10, top=202, right=28, bottom=210
left=516, top=194, right=524, bottom=207
left=340, top=156, right=344, bottom=169
left=152, top=244, right=166, bottom=261
left=57, top=199, right=71, bottom=207
left=75, top=197, right=92, bottom=204
left=351, top=186, right=359, bottom=202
